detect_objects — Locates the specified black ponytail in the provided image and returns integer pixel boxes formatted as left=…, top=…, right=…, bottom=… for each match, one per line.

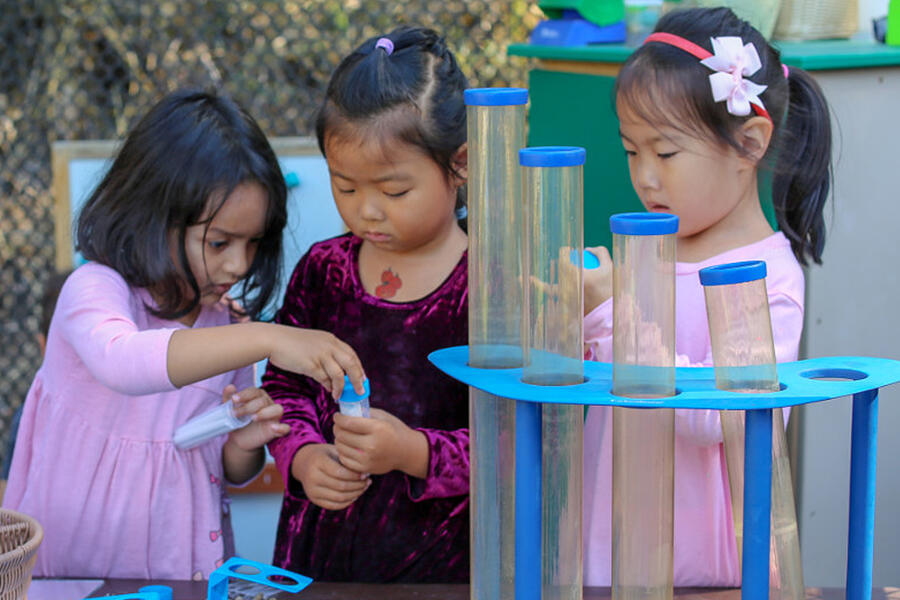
left=315, top=27, right=469, bottom=230
left=770, top=68, right=832, bottom=265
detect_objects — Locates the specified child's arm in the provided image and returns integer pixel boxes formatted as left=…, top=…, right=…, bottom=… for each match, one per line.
left=333, top=409, right=469, bottom=501
left=221, top=385, right=289, bottom=485
left=263, top=250, right=370, bottom=509
left=167, top=323, right=365, bottom=398
left=58, top=264, right=365, bottom=397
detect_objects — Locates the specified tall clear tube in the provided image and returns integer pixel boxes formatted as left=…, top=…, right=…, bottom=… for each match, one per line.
left=465, top=88, right=528, bottom=600
left=520, top=147, right=586, bottom=600
left=610, top=212, right=679, bottom=600
left=700, top=261, right=804, bottom=600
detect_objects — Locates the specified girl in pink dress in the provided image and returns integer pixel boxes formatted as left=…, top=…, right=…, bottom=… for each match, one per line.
left=3, top=89, right=365, bottom=579
left=581, top=7, right=833, bottom=586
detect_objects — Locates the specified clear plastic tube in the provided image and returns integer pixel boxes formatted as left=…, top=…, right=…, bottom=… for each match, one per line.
left=465, top=88, right=528, bottom=600
left=701, top=261, right=804, bottom=600
left=173, top=400, right=251, bottom=450
left=610, top=212, right=678, bottom=600
left=520, top=146, right=586, bottom=600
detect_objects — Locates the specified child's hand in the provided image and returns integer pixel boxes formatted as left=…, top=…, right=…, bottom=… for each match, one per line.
left=269, top=326, right=367, bottom=400
left=225, top=385, right=289, bottom=451
left=333, top=408, right=429, bottom=478
left=292, top=443, right=370, bottom=511
left=583, top=246, right=612, bottom=315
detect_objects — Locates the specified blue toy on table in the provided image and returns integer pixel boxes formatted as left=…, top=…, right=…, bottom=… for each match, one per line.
left=87, top=557, right=312, bottom=600
left=429, top=348, right=900, bottom=600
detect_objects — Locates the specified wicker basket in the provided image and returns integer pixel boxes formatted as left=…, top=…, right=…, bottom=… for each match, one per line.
left=774, top=0, right=859, bottom=41
left=684, top=0, right=784, bottom=40
left=0, top=510, right=43, bottom=600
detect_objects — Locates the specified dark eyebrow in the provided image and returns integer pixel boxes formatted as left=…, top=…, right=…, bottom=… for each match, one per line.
left=208, top=226, right=263, bottom=239
left=329, top=169, right=413, bottom=184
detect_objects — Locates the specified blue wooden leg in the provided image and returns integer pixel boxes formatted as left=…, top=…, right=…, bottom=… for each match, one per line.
left=743, top=408, right=773, bottom=600
left=847, top=389, right=879, bottom=600
left=516, top=400, right=542, bottom=600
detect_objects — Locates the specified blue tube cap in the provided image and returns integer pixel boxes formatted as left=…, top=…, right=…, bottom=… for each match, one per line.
left=609, top=212, right=679, bottom=235
left=340, top=375, right=370, bottom=403
left=699, top=260, right=767, bottom=286
left=570, top=249, right=600, bottom=269
left=519, top=146, right=586, bottom=167
left=464, top=87, right=529, bottom=106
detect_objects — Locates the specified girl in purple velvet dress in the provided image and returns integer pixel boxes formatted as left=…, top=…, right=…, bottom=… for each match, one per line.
left=263, top=27, right=469, bottom=582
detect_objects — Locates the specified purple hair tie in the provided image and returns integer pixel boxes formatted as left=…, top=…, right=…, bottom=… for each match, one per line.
left=782, top=64, right=789, bottom=78
left=375, top=37, right=394, bottom=56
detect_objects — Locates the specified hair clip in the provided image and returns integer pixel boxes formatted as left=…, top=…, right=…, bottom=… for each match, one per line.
left=644, top=33, right=772, bottom=122
left=375, top=37, right=394, bottom=56
left=700, top=37, right=768, bottom=118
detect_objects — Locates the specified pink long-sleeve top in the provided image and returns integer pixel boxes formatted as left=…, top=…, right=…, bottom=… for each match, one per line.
left=582, top=232, right=804, bottom=586
left=3, top=262, right=252, bottom=580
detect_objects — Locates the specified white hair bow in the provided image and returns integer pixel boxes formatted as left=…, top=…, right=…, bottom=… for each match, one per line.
left=700, top=37, right=768, bottom=117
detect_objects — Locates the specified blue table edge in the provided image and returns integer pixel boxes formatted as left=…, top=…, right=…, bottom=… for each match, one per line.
left=428, top=346, right=900, bottom=409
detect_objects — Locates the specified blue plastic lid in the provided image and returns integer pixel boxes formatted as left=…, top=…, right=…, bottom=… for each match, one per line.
left=340, top=375, right=370, bottom=403
left=699, top=260, right=767, bottom=286
left=570, top=249, right=600, bottom=269
left=284, top=172, right=300, bottom=189
left=464, top=88, right=529, bottom=106
left=519, top=146, right=586, bottom=167
left=139, top=586, right=173, bottom=600
left=609, top=212, right=679, bottom=235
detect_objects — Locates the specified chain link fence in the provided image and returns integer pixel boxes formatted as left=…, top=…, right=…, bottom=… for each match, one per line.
left=0, top=0, right=541, bottom=466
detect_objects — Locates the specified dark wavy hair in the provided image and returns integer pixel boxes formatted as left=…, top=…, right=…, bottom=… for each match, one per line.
left=616, top=7, right=832, bottom=265
left=76, top=89, right=287, bottom=319
left=315, top=26, right=469, bottom=228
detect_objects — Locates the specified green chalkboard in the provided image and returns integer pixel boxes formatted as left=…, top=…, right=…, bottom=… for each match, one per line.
left=527, top=69, right=641, bottom=249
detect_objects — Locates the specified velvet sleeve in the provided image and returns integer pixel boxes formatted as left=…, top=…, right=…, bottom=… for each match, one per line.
left=263, top=253, right=329, bottom=497
left=56, top=263, right=176, bottom=395
left=407, top=427, right=469, bottom=501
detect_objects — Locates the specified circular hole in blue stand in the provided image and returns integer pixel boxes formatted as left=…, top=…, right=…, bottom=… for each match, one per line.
left=608, top=388, right=683, bottom=402
left=230, top=563, right=261, bottom=576
left=800, top=368, right=868, bottom=382
left=520, top=375, right=589, bottom=386
left=268, top=574, right=299, bottom=586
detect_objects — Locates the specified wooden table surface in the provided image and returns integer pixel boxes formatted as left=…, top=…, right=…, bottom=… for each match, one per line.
left=88, top=579, right=900, bottom=600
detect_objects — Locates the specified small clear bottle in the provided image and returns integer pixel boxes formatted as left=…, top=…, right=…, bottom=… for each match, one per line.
left=337, top=375, right=370, bottom=418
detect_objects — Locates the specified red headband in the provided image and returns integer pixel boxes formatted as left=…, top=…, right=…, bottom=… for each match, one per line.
left=644, top=32, right=773, bottom=123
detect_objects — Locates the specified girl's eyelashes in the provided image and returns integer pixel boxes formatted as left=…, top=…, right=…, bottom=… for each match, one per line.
left=624, top=149, right=637, bottom=157
left=208, top=240, right=227, bottom=250
left=384, top=190, right=410, bottom=198
left=336, top=188, right=355, bottom=195
left=657, top=151, right=678, bottom=159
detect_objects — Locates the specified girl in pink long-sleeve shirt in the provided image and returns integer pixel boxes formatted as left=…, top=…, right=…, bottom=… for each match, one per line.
left=581, top=8, right=833, bottom=586
left=3, top=90, right=365, bottom=580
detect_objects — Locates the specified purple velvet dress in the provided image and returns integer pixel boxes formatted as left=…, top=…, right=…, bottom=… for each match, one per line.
left=264, top=233, right=469, bottom=582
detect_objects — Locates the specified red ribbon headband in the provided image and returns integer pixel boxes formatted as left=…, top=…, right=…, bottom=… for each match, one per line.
left=643, top=32, right=773, bottom=123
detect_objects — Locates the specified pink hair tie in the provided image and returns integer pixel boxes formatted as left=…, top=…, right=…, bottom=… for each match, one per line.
left=782, top=64, right=790, bottom=78
left=375, top=37, right=394, bottom=56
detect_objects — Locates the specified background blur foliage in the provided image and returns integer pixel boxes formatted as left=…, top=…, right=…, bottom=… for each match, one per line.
left=0, top=0, right=541, bottom=464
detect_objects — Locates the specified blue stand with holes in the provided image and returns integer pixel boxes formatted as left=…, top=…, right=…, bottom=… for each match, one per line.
left=89, top=558, right=312, bottom=600
left=429, top=348, right=900, bottom=600
left=208, top=557, right=312, bottom=600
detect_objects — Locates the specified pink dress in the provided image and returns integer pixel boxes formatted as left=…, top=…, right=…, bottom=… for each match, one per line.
left=582, top=232, right=804, bottom=587
left=3, top=263, right=252, bottom=580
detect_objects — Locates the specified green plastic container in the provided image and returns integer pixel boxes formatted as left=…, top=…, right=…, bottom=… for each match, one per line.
left=889, top=0, right=900, bottom=46
left=539, top=0, right=625, bottom=26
